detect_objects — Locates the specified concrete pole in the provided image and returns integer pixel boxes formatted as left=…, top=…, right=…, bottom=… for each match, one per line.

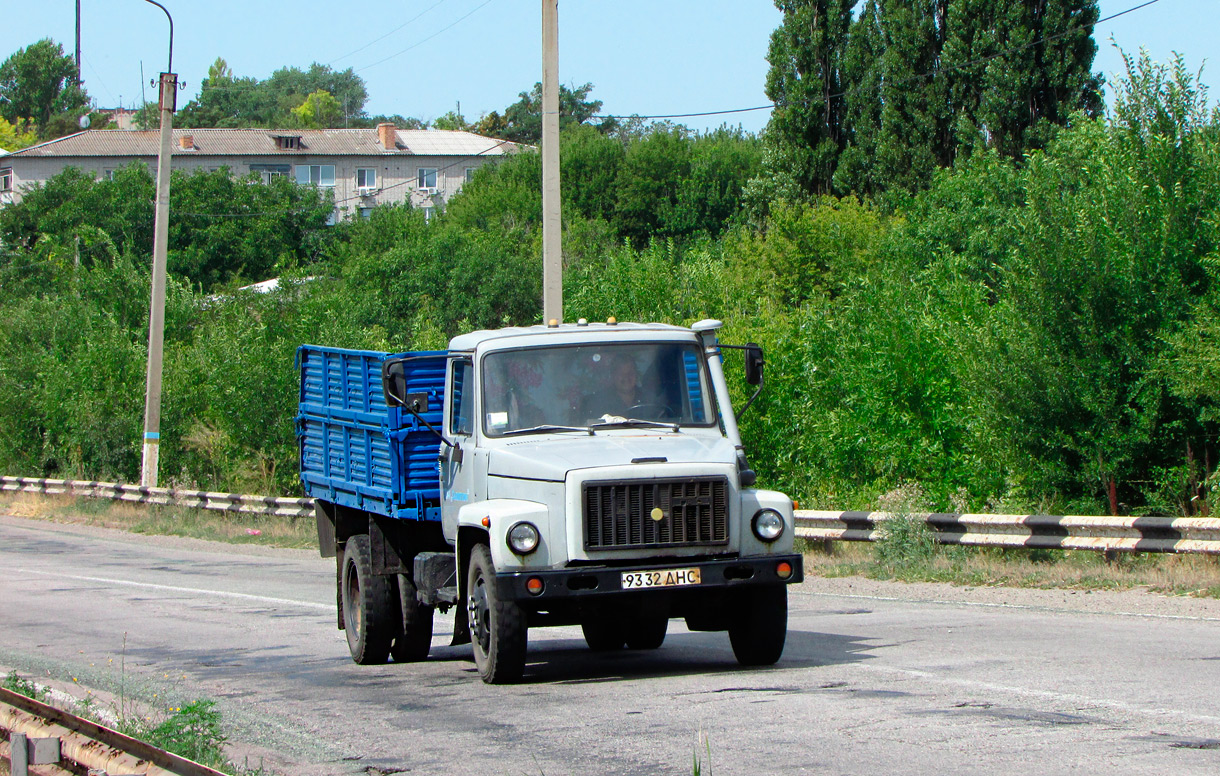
left=140, top=72, right=176, bottom=487
left=541, top=0, right=562, bottom=323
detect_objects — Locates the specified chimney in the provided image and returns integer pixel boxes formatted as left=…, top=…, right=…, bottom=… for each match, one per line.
left=179, top=135, right=195, bottom=150
left=377, top=122, right=396, bottom=150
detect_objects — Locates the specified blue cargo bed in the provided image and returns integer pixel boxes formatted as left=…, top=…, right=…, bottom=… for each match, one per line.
left=296, top=345, right=447, bottom=520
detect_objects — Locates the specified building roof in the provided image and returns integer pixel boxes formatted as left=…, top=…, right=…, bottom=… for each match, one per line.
left=6, top=127, right=523, bottom=159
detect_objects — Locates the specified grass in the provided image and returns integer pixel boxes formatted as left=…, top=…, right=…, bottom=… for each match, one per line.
left=0, top=492, right=316, bottom=549
left=2, top=668, right=269, bottom=775
left=799, top=537, right=1220, bottom=598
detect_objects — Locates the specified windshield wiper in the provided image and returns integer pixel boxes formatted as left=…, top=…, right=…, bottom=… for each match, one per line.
left=590, top=417, right=680, bottom=432
left=500, top=424, right=594, bottom=437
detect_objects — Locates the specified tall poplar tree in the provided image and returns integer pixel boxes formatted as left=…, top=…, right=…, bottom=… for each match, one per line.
left=762, top=0, right=856, bottom=198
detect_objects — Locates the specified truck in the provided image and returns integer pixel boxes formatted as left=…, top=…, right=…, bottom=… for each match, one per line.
left=297, top=318, right=803, bottom=684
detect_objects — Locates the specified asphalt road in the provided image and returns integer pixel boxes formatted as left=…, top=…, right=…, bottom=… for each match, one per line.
left=2, top=514, right=1219, bottom=775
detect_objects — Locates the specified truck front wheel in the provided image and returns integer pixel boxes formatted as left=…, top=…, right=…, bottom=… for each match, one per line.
left=728, top=585, right=788, bottom=666
left=467, top=544, right=527, bottom=683
left=341, top=535, right=395, bottom=665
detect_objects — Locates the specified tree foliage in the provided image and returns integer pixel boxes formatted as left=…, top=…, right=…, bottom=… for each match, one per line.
left=175, top=60, right=368, bottom=129
left=765, top=0, right=1104, bottom=198
left=0, top=39, right=89, bottom=138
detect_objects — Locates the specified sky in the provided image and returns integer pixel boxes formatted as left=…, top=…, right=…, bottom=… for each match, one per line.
left=4, top=0, right=1217, bottom=135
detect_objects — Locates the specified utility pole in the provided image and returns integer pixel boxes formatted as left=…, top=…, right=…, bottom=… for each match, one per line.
left=541, top=0, right=562, bottom=324
left=75, top=0, right=83, bottom=84
left=140, top=1, right=176, bottom=487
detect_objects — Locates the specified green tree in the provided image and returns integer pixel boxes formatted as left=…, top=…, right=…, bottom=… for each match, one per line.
left=487, top=82, right=605, bottom=144
left=176, top=60, right=368, bottom=128
left=432, top=105, right=471, bottom=131
left=291, top=89, right=343, bottom=128
left=0, top=39, right=89, bottom=136
left=761, top=0, right=856, bottom=198
left=0, top=115, right=38, bottom=150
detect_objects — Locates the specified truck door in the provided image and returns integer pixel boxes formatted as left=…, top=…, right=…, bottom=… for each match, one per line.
left=441, top=357, right=475, bottom=534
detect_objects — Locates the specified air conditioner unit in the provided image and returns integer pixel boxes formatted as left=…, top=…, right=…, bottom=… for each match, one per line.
left=357, top=186, right=378, bottom=197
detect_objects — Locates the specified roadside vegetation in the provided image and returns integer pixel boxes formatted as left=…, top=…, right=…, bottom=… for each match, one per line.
left=2, top=668, right=266, bottom=774
left=0, top=23, right=1216, bottom=525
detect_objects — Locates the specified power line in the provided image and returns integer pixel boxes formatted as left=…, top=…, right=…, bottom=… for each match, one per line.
left=327, top=0, right=452, bottom=66
left=354, top=0, right=500, bottom=74
left=600, top=0, right=1164, bottom=123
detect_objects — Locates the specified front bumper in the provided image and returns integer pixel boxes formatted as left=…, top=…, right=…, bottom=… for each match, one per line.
left=495, top=553, right=803, bottom=601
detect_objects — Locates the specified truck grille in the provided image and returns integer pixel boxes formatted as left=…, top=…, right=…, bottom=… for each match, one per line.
left=583, top=477, right=729, bottom=550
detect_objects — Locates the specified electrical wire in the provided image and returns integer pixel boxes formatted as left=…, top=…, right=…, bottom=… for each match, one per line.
left=598, top=0, right=1165, bottom=122
left=353, top=0, right=500, bottom=74
left=327, top=0, right=452, bottom=65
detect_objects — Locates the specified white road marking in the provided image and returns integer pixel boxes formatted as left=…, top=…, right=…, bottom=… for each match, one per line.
left=860, top=663, right=1220, bottom=727
left=11, top=567, right=331, bottom=611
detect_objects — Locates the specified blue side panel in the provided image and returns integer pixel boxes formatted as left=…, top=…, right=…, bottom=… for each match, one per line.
left=683, top=350, right=707, bottom=423
left=296, top=345, right=447, bottom=520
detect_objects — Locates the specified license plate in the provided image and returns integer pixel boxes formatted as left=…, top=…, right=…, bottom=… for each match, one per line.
left=620, top=567, right=702, bottom=590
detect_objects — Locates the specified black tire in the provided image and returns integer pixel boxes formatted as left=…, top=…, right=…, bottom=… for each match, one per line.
left=625, top=614, right=668, bottom=650
left=728, top=585, right=788, bottom=666
left=581, top=617, right=625, bottom=651
left=390, top=573, right=434, bottom=663
left=341, top=535, right=395, bottom=665
left=467, top=544, right=527, bottom=683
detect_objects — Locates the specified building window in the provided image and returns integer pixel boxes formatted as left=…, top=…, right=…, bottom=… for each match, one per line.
left=464, top=167, right=476, bottom=183
left=102, top=169, right=117, bottom=181
left=356, top=168, right=377, bottom=188
left=358, top=207, right=374, bottom=220
left=417, top=167, right=437, bottom=190
left=273, top=135, right=302, bottom=150
left=0, top=168, right=11, bottom=191
left=250, top=163, right=291, bottom=184
left=296, top=165, right=336, bottom=187
left=422, top=206, right=435, bottom=221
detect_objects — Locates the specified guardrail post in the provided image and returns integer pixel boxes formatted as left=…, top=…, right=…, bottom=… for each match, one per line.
left=11, top=731, right=27, bottom=776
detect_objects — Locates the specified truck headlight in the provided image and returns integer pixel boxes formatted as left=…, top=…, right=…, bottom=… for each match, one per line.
left=507, top=521, right=540, bottom=555
left=751, top=509, right=785, bottom=542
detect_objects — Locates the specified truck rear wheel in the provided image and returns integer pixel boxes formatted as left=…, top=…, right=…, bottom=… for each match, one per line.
left=467, top=544, right=527, bottom=684
left=625, top=615, right=668, bottom=650
left=581, top=618, right=625, bottom=651
left=341, top=535, right=395, bottom=665
left=390, top=574, right=434, bottom=663
left=728, top=585, right=788, bottom=666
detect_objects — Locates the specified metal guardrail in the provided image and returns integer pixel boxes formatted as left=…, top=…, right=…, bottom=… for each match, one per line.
left=795, top=510, right=1220, bottom=554
left=5, top=475, right=1218, bottom=554
left=0, top=686, right=225, bottom=776
left=0, top=476, right=313, bottom=519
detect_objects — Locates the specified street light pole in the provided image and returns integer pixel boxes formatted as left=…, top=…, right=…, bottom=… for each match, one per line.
left=541, top=0, right=562, bottom=324
left=140, top=0, right=176, bottom=487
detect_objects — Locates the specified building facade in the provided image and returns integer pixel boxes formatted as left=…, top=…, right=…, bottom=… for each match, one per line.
left=0, top=124, right=524, bottom=217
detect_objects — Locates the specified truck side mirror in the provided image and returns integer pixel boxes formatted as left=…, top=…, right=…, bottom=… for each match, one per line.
left=744, top=343, right=764, bottom=386
left=382, top=358, right=423, bottom=409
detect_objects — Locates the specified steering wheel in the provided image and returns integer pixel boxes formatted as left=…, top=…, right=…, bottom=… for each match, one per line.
left=627, top=403, right=676, bottom=419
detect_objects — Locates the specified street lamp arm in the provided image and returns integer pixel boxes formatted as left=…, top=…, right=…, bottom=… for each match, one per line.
left=142, top=0, right=174, bottom=73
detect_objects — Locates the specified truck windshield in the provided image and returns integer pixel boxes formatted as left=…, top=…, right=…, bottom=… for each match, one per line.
left=482, top=342, right=716, bottom=436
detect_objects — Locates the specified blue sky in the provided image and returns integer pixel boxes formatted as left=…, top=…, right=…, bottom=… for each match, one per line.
left=5, top=0, right=1216, bottom=134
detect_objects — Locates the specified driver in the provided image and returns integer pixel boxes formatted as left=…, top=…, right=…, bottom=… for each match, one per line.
left=593, top=353, right=642, bottom=418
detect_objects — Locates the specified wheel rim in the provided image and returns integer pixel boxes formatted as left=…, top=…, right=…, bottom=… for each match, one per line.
left=468, top=573, right=491, bottom=654
left=345, top=563, right=362, bottom=635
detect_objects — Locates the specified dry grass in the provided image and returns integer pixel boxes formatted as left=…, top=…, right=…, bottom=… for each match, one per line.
left=800, top=538, right=1220, bottom=598
left=0, top=492, right=316, bottom=549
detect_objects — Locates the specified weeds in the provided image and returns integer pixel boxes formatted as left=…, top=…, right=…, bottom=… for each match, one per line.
left=0, top=493, right=315, bottom=549
left=1, top=666, right=269, bottom=775
left=872, top=483, right=938, bottom=576
left=2, top=670, right=48, bottom=701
